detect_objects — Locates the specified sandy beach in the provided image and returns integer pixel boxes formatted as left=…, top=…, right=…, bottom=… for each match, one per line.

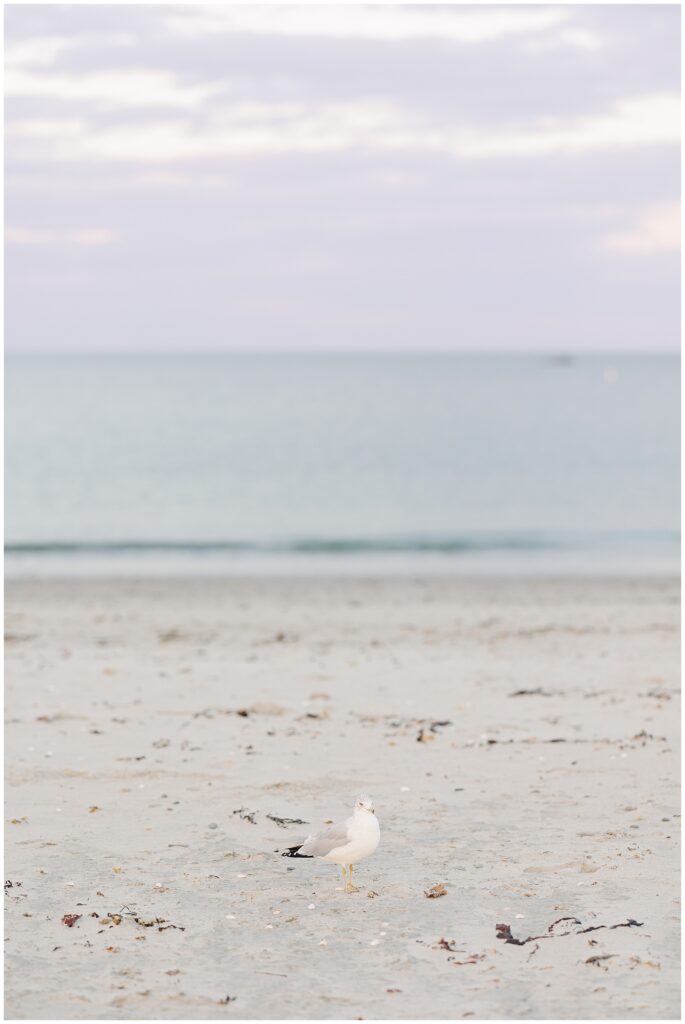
left=4, top=576, right=680, bottom=1020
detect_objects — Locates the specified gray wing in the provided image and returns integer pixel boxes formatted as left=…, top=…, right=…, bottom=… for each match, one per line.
left=298, top=817, right=351, bottom=857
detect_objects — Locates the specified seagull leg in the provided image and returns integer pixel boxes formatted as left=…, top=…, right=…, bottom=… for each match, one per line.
left=345, top=863, right=360, bottom=893
left=337, top=865, right=347, bottom=891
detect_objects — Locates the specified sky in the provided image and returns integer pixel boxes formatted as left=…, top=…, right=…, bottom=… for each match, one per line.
left=5, top=4, right=681, bottom=353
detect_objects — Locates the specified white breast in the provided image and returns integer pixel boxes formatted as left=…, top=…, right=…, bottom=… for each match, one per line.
left=323, top=812, right=380, bottom=865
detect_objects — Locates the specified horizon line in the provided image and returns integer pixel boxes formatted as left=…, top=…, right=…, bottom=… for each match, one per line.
left=5, top=348, right=680, bottom=357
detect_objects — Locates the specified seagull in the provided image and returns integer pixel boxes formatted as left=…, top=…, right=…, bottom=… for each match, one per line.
left=282, top=794, right=380, bottom=893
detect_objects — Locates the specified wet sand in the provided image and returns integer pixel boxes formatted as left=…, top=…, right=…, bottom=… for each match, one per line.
left=4, top=576, right=680, bottom=1019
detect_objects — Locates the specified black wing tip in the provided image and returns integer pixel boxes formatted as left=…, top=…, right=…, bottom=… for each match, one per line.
left=282, top=845, right=312, bottom=858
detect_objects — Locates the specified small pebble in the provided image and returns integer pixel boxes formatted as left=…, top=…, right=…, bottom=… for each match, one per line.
left=208, top=823, right=218, bottom=829
left=308, top=903, right=315, bottom=910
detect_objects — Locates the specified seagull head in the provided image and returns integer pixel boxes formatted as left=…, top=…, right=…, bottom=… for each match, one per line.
left=355, top=794, right=375, bottom=814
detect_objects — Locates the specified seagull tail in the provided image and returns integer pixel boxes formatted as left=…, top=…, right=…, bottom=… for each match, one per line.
left=282, top=844, right=312, bottom=858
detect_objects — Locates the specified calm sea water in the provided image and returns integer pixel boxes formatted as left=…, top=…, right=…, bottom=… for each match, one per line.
left=5, top=354, right=680, bottom=576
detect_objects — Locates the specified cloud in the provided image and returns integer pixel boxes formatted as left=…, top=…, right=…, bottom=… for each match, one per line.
left=163, top=5, right=597, bottom=48
left=524, top=26, right=602, bottom=53
left=6, top=227, right=120, bottom=245
left=5, top=35, right=75, bottom=67
left=452, top=93, right=680, bottom=158
left=7, top=92, right=679, bottom=165
left=599, top=202, right=680, bottom=255
left=6, top=67, right=223, bottom=110
left=5, top=31, right=134, bottom=68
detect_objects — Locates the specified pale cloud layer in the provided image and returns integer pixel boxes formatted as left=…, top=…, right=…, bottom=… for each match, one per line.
left=5, top=4, right=681, bottom=352
left=600, top=201, right=681, bottom=256
left=8, top=92, right=679, bottom=163
left=6, top=226, right=120, bottom=246
left=164, top=5, right=576, bottom=45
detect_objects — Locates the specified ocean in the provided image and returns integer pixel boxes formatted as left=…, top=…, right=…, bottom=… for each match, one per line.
left=5, top=353, right=680, bottom=577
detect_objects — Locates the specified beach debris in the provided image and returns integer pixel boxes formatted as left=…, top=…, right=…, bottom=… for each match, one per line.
left=4, top=880, right=22, bottom=893
left=586, top=954, right=616, bottom=967
left=424, top=884, right=448, bottom=899
left=255, top=631, right=297, bottom=646
left=233, top=807, right=257, bottom=824
left=250, top=702, right=287, bottom=716
left=194, top=703, right=285, bottom=720
left=266, top=814, right=309, bottom=828
left=643, top=687, right=672, bottom=701
left=158, top=629, right=184, bottom=643
left=88, top=806, right=100, bottom=813
left=386, top=988, right=402, bottom=994
left=133, top=915, right=185, bottom=932
left=433, top=938, right=482, bottom=964
left=62, top=914, right=81, bottom=927
left=417, top=721, right=451, bottom=743
left=219, top=995, right=237, bottom=1004
left=632, top=729, right=667, bottom=744
left=152, top=738, right=170, bottom=748
left=509, top=687, right=554, bottom=697
left=451, top=953, right=486, bottom=966
left=629, top=956, right=661, bottom=969
left=496, top=916, right=643, bottom=946
left=5, top=632, right=35, bottom=644
left=577, top=918, right=643, bottom=935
